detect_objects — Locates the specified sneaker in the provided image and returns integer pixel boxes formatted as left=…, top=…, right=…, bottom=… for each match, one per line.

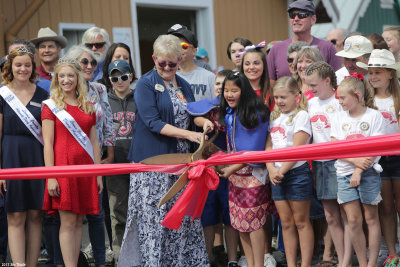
left=38, top=249, right=49, bottom=262
left=228, top=261, right=239, bottom=267
left=264, top=253, right=277, bottom=267
left=82, top=243, right=94, bottom=263
left=238, top=256, right=248, bottom=267
left=106, top=246, right=115, bottom=264
left=383, top=255, right=398, bottom=266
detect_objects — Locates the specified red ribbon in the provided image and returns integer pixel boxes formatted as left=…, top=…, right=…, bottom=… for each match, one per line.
left=161, top=161, right=219, bottom=230
left=345, top=72, right=364, bottom=80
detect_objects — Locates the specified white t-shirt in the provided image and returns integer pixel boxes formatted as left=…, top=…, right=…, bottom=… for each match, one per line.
left=330, top=108, right=385, bottom=177
left=177, top=67, right=215, bottom=101
left=269, top=110, right=312, bottom=169
left=308, top=95, right=342, bottom=161
left=335, top=66, right=349, bottom=85
left=374, top=95, right=399, bottom=135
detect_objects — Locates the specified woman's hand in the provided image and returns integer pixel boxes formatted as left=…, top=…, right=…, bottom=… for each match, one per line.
left=0, top=180, right=6, bottom=197
left=268, top=166, right=283, bottom=186
left=48, top=179, right=60, bottom=197
left=350, top=171, right=362, bottom=187
left=185, top=130, right=207, bottom=144
left=219, top=165, right=237, bottom=178
left=97, top=176, right=103, bottom=194
left=101, top=156, right=114, bottom=164
left=350, top=158, right=372, bottom=170
left=202, top=119, right=214, bottom=132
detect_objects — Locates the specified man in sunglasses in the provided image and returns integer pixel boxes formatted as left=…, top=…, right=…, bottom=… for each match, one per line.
left=82, top=27, right=111, bottom=82
left=31, top=27, right=68, bottom=81
left=267, top=0, right=342, bottom=87
left=327, top=28, right=348, bottom=53
left=168, top=24, right=215, bottom=101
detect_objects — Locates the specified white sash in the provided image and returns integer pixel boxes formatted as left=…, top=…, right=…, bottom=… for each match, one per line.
left=0, top=86, right=44, bottom=145
left=43, top=99, right=94, bottom=162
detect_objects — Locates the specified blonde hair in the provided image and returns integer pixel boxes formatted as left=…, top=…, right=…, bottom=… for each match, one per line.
left=383, top=26, right=400, bottom=40
left=50, top=59, right=94, bottom=114
left=153, top=34, right=182, bottom=58
left=370, top=68, right=400, bottom=121
left=304, top=61, right=337, bottom=89
left=293, top=46, right=324, bottom=84
left=339, top=76, right=376, bottom=109
left=271, top=76, right=308, bottom=123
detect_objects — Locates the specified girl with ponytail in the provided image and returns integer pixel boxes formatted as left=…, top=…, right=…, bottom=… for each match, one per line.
left=331, top=73, right=385, bottom=267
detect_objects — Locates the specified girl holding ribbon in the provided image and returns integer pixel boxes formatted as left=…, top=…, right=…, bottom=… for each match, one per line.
left=332, top=73, right=385, bottom=267
left=217, top=71, right=272, bottom=267
left=41, top=58, right=102, bottom=267
left=0, top=46, right=49, bottom=267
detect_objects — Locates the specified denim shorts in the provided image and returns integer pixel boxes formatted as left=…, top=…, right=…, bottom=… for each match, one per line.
left=201, top=177, right=231, bottom=227
left=337, top=167, right=382, bottom=205
left=271, top=163, right=313, bottom=201
left=380, top=156, right=400, bottom=180
left=313, top=160, right=338, bottom=200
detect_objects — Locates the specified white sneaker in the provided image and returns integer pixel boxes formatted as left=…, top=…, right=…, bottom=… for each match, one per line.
left=82, top=243, right=94, bottom=262
left=264, top=253, right=277, bottom=267
left=238, top=256, right=248, bottom=267
left=106, top=246, right=114, bottom=264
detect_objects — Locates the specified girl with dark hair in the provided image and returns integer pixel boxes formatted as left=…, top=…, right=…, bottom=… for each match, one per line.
left=226, top=38, right=252, bottom=70
left=240, top=48, right=273, bottom=109
left=217, top=71, right=274, bottom=267
left=99, top=43, right=136, bottom=90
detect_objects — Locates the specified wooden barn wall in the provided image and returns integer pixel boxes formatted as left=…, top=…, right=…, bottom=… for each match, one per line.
left=213, top=0, right=288, bottom=69
left=0, top=0, right=289, bottom=69
left=0, top=0, right=132, bottom=56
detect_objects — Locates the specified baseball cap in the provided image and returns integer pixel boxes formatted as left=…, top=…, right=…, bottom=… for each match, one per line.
left=287, top=0, right=316, bottom=14
left=195, top=47, right=208, bottom=58
left=167, top=24, right=198, bottom=48
left=108, top=60, right=131, bottom=75
left=335, top=35, right=373, bottom=59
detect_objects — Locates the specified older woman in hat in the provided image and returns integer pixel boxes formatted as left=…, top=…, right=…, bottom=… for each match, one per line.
left=118, top=34, right=208, bottom=267
left=357, top=49, right=400, bottom=265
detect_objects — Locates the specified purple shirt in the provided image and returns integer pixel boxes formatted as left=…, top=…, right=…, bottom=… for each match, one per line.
left=267, top=37, right=342, bottom=80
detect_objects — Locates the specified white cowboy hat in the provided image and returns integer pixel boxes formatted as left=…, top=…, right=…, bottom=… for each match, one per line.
left=30, top=27, right=68, bottom=48
left=356, top=49, right=400, bottom=77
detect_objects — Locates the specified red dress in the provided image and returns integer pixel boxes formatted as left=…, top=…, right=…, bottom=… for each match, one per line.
left=41, top=103, right=100, bottom=215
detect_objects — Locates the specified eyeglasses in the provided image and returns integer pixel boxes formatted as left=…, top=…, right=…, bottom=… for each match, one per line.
left=80, top=58, right=98, bottom=67
left=109, top=74, right=131, bottom=83
left=288, top=11, right=312, bottom=19
left=180, top=42, right=194, bottom=50
left=287, top=57, right=295, bottom=63
left=330, top=39, right=337, bottom=45
left=155, top=57, right=178, bottom=68
left=85, top=42, right=106, bottom=49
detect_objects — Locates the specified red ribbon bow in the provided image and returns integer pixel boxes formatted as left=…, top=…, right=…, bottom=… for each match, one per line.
left=345, top=72, right=364, bottom=80
left=161, top=162, right=219, bottom=230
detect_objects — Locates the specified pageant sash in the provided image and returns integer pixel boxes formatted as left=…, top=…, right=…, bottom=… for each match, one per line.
left=43, top=99, right=94, bottom=162
left=0, top=86, right=44, bottom=145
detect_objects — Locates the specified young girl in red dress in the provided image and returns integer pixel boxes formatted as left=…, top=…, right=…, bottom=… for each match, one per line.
left=41, top=58, right=102, bottom=267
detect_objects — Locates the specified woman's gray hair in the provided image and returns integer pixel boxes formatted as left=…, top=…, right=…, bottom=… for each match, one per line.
left=65, top=45, right=96, bottom=61
left=293, top=46, right=324, bottom=83
left=153, top=34, right=182, bottom=58
left=82, top=27, right=111, bottom=48
left=287, top=41, right=309, bottom=57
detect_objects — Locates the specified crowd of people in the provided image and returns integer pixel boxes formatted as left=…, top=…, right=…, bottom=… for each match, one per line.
left=1, top=0, right=400, bottom=266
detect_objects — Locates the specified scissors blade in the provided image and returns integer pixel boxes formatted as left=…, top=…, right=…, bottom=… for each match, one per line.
left=140, top=153, right=192, bottom=165
left=157, top=167, right=189, bottom=208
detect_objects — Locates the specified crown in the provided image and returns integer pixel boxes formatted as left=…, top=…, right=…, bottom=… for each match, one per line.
left=57, top=57, right=79, bottom=66
left=12, top=46, right=33, bottom=55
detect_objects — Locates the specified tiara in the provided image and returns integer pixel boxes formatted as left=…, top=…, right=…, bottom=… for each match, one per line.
left=13, top=46, right=33, bottom=55
left=57, top=57, right=79, bottom=66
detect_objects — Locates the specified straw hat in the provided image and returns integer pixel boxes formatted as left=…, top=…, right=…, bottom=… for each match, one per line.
left=356, top=49, right=400, bottom=76
left=30, top=27, right=68, bottom=48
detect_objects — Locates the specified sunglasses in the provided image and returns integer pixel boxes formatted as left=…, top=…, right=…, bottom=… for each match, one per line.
left=289, top=11, right=312, bottom=19
left=155, top=57, right=178, bottom=68
left=85, top=42, right=106, bottom=49
left=287, top=57, right=295, bottom=63
left=180, top=42, right=194, bottom=50
left=109, top=74, right=131, bottom=83
left=330, top=39, right=337, bottom=45
left=80, top=58, right=98, bottom=67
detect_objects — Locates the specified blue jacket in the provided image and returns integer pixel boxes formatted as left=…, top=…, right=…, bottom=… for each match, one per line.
left=127, top=69, right=195, bottom=162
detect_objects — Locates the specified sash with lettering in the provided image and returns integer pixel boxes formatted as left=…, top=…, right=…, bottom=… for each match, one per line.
left=43, top=99, right=95, bottom=162
left=0, top=86, right=44, bottom=145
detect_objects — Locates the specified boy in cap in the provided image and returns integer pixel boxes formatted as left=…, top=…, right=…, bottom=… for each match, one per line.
left=267, top=0, right=341, bottom=87
left=168, top=24, right=215, bottom=100
left=106, top=59, right=136, bottom=263
left=335, top=35, right=373, bottom=84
